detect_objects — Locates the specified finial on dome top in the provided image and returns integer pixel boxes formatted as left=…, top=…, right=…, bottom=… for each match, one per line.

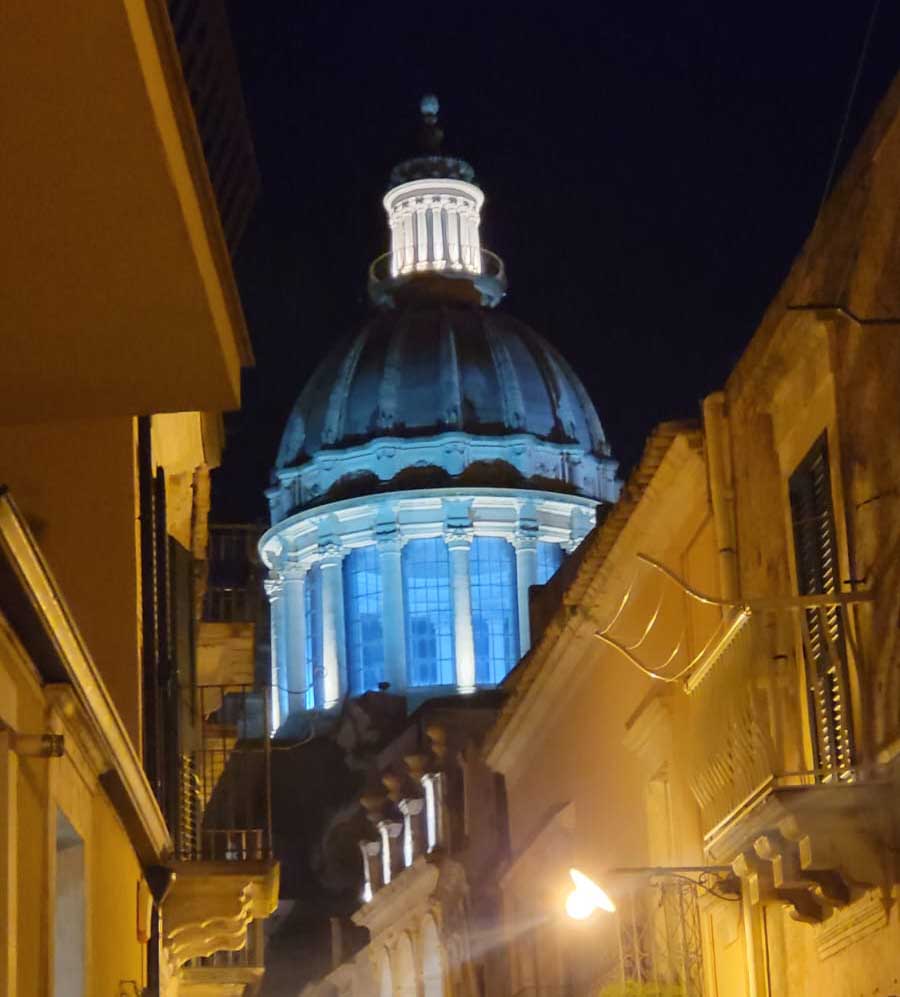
left=420, top=93, right=439, bottom=119
left=418, top=93, right=443, bottom=153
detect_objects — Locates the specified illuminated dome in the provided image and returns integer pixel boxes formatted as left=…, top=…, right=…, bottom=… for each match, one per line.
left=272, top=306, right=614, bottom=513
left=260, top=96, right=620, bottom=731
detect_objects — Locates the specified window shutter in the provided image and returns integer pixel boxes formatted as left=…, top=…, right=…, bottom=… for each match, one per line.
left=789, top=434, right=854, bottom=777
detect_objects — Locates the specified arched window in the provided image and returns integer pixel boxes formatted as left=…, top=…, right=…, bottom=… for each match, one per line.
left=343, top=546, right=385, bottom=694
left=470, top=536, right=519, bottom=684
left=536, top=540, right=564, bottom=584
left=304, top=565, right=323, bottom=708
left=403, top=538, right=455, bottom=687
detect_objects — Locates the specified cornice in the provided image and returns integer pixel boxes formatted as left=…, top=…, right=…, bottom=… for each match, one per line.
left=352, top=855, right=441, bottom=939
left=485, top=425, right=706, bottom=775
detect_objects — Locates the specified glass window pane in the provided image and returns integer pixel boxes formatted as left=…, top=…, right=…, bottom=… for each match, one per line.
left=402, top=538, right=455, bottom=686
left=470, top=537, right=519, bottom=684
left=305, top=566, right=323, bottom=708
left=536, top=540, right=564, bottom=584
left=343, top=547, right=385, bottom=695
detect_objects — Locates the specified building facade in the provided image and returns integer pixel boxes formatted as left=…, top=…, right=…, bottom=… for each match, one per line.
left=261, top=96, right=619, bottom=731
left=0, top=3, right=277, bottom=995
left=485, top=72, right=900, bottom=997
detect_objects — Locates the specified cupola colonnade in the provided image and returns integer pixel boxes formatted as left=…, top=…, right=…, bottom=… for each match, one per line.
left=260, top=488, right=595, bottom=729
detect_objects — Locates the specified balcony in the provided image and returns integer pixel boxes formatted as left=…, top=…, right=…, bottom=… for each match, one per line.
left=686, top=612, right=885, bottom=923
left=1, top=0, right=253, bottom=424
left=368, top=248, right=507, bottom=308
left=162, top=685, right=279, bottom=981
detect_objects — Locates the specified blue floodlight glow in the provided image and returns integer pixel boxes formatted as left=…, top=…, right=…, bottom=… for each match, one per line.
left=403, top=538, right=455, bottom=686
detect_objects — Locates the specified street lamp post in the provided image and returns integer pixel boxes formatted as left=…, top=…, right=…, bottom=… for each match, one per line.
left=564, top=866, right=740, bottom=919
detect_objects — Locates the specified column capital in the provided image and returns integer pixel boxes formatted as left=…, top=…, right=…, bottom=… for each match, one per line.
left=376, top=535, right=403, bottom=556
left=444, top=528, right=473, bottom=551
left=318, top=542, right=344, bottom=566
left=263, top=576, right=284, bottom=601
left=514, top=529, right=539, bottom=552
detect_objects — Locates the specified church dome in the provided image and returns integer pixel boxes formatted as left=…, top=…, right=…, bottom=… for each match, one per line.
left=275, top=304, right=611, bottom=471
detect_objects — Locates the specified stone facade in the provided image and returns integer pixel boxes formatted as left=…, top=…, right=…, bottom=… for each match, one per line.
left=484, top=71, right=900, bottom=997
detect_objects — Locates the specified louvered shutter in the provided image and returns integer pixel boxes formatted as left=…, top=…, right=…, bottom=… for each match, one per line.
left=788, top=434, right=854, bottom=778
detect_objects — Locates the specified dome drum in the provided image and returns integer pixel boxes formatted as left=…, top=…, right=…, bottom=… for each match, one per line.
left=260, top=487, right=596, bottom=730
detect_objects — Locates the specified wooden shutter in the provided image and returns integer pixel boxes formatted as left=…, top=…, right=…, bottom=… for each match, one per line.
left=788, top=434, right=854, bottom=778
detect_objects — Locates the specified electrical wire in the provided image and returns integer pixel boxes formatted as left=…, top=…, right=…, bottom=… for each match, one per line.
left=815, top=0, right=882, bottom=219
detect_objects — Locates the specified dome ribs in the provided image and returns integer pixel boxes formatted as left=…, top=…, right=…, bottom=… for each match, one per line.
left=375, top=309, right=411, bottom=432
left=438, top=307, right=463, bottom=429
left=321, top=325, right=370, bottom=445
left=516, top=324, right=578, bottom=444
left=553, top=347, right=610, bottom=456
left=484, top=321, right=526, bottom=432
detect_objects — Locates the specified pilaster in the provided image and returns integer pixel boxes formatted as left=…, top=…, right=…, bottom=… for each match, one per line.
left=283, top=568, right=308, bottom=715
left=514, top=508, right=539, bottom=655
left=377, top=529, right=407, bottom=693
left=445, top=529, right=475, bottom=692
left=319, top=544, right=347, bottom=707
left=263, top=577, right=285, bottom=730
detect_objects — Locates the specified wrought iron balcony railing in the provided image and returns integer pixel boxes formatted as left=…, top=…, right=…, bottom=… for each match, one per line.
left=177, top=683, right=272, bottom=862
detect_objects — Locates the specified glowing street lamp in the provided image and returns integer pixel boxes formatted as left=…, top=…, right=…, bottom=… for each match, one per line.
left=564, top=865, right=739, bottom=920
left=565, top=868, right=617, bottom=919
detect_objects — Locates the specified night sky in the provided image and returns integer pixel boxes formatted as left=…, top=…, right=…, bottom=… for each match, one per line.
left=213, top=1, right=898, bottom=523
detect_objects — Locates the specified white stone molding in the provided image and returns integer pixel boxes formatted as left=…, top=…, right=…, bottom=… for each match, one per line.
left=271, top=431, right=619, bottom=514
left=353, top=855, right=440, bottom=938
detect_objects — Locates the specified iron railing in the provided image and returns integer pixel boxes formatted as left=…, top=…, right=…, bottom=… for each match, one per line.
left=177, top=684, right=272, bottom=862
left=599, top=880, right=704, bottom=997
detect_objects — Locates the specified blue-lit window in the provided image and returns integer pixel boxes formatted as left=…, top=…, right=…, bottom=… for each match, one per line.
left=403, top=538, right=455, bottom=686
left=344, top=547, right=385, bottom=694
left=305, top=566, right=323, bottom=708
left=536, top=541, right=564, bottom=584
left=470, top=537, right=519, bottom=684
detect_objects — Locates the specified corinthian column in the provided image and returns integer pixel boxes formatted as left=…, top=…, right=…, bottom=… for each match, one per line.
left=264, top=577, right=286, bottom=732
left=319, top=547, right=347, bottom=707
left=283, top=570, right=308, bottom=715
left=446, top=530, right=476, bottom=692
left=514, top=534, right=538, bottom=656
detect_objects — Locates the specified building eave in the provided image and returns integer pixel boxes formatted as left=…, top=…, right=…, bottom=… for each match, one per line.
left=484, top=422, right=705, bottom=774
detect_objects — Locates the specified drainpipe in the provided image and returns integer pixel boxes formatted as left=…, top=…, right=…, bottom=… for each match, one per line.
left=703, top=392, right=739, bottom=605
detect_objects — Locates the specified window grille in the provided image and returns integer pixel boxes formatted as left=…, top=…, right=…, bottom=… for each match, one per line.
left=343, top=546, right=385, bottom=694
left=470, top=536, right=519, bottom=684
left=403, top=538, right=455, bottom=686
left=788, top=433, right=854, bottom=778
left=305, top=566, right=323, bottom=709
left=536, top=540, right=564, bottom=584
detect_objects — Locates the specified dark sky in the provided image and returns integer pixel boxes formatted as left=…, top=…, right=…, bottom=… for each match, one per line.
left=213, top=0, right=898, bottom=523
